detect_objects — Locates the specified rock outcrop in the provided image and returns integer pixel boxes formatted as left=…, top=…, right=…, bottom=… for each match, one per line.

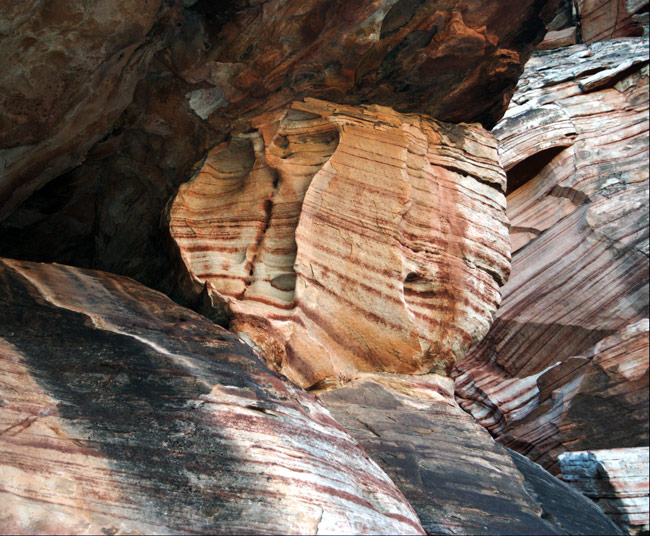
left=0, top=258, right=424, bottom=535
left=0, top=0, right=562, bottom=297
left=559, top=447, right=650, bottom=535
left=453, top=37, right=649, bottom=472
left=319, top=374, right=623, bottom=535
left=169, top=98, right=510, bottom=388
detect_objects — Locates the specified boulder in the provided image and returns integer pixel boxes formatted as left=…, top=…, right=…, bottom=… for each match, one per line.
left=169, top=99, right=510, bottom=388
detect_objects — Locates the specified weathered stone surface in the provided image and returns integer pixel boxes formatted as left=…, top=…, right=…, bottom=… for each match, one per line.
left=559, top=447, right=650, bottom=534
left=0, top=0, right=183, bottom=222
left=169, top=98, right=510, bottom=388
left=319, top=374, right=622, bottom=535
left=0, top=257, right=424, bottom=535
left=0, top=57, right=220, bottom=295
left=453, top=38, right=649, bottom=474
left=576, top=0, right=649, bottom=43
left=187, top=0, right=563, bottom=130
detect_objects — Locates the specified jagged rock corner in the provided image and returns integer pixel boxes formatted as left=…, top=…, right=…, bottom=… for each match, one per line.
left=0, top=0, right=648, bottom=534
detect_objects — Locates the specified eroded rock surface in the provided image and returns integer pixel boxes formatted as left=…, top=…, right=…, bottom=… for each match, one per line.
left=318, top=374, right=622, bottom=535
left=169, top=98, right=510, bottom=388
left=559, top=447, right=650, bottom=534
left=576, top=0, right=649, bottom=43
left=0, top=0, right=183, bottom=222
left=453, top=38, right=649, bottom=472
left=0, top=258, right=424, bottom=535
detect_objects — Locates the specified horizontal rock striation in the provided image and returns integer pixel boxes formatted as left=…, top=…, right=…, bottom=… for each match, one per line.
left=0, top=258, right=424, bottom=535
left=169, top=99, right=510, bottom=388
left=319, top=373, right=623, bottom=535
left=559, top=447, right=650, bottom=534
left=453, top=38, right=649, bottom=470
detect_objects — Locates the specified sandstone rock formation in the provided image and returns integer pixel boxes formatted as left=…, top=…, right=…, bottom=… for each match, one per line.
left=319, top=374, right=623, bottom=535
left=0, top=0, right=184, bottom=223
left=169, top=98, right=510, bottom=388
left=559, top=447, right=650, bottom=535
left=0, top=258, right=424, bottom=535
left=576, top=0, right=649, bottom=43
left=453, top=37, right=649, bottom=472
left=0, top=0, right=563, bottom=296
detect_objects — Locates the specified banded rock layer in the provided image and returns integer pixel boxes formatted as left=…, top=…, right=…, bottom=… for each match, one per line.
left=559, top=447, right=650, bottom=535
left=169, top=99, right=510, bottom=388
left=453, top=38, right=649, bottom=471
left=0, top=258, right=424, bottom=535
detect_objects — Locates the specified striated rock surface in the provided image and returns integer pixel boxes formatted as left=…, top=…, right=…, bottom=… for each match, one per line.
left=0, top=0, right=183, bottom=222
left=169, top=98, right=510, bottom=388
left=319, top=374, right=623, bottom=535
left=576, top=0, right=649, bottom=43
left=0, top=258, right=424, bottom=535
left=453, top=38, right=649, bottom=471
left=559, top=447, right=650, bottom=534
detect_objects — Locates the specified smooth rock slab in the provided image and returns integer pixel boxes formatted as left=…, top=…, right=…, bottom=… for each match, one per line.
left=0, top=258, right=424, bottom=535
left=169, top=99, right=510, bottom=389
left=319, top=374, right=622, bottom=535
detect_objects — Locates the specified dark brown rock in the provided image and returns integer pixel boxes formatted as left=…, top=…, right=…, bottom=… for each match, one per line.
left=319, top=374, right=623, bottom=535
left=0, top=0, right=184, bottom=222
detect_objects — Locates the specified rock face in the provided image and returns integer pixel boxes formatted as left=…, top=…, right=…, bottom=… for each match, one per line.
left=169, top=98, right=510, bottom=388
left=559, top=448, right=650, bottom=535
left=0, top=258, right=424, bottom=535
left=0, top=0, right=562, bottom=296
left=453, top=37, right=649, bottom=472
left=0, top=0, right=183, bottom=223
left=191, top=0, right=563, bottom=130
left=319, top=374, right=623, bottom=535
left=576, top=0, right=649, bottom=43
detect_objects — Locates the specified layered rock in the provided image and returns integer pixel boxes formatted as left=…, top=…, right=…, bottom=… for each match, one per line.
left=319, top=374, right=623, bottom=535
left=0, top=0, right=563, bottom=295
left=576, top=0, right=649, bottom=43
left=453, top=38, right=649, bottom=471
left=169, top=99, right=510, bottom=388
left=559, top=448, right=650, bottom=534
left=0, top=258, right=424, bottom=535
left=0, top=0, right=183, bottom=222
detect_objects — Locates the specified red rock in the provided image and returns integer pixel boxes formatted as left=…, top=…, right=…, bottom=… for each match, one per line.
left=559, top=447, right=650, bottom=534
left=169, top=98, right=510, bottom=388
left=453, top=37, right=649, bottom=472
left=188, top=0, right=564, bottom=130
left=0, top=258, right=424, bottom=535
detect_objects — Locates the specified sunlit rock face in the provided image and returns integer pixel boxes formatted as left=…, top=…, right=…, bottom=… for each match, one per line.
left=0, top=257, right=424, bottom=535
left=169, top=99, right=510, bottom=388
left=453, top=37, right=649, bottom=472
